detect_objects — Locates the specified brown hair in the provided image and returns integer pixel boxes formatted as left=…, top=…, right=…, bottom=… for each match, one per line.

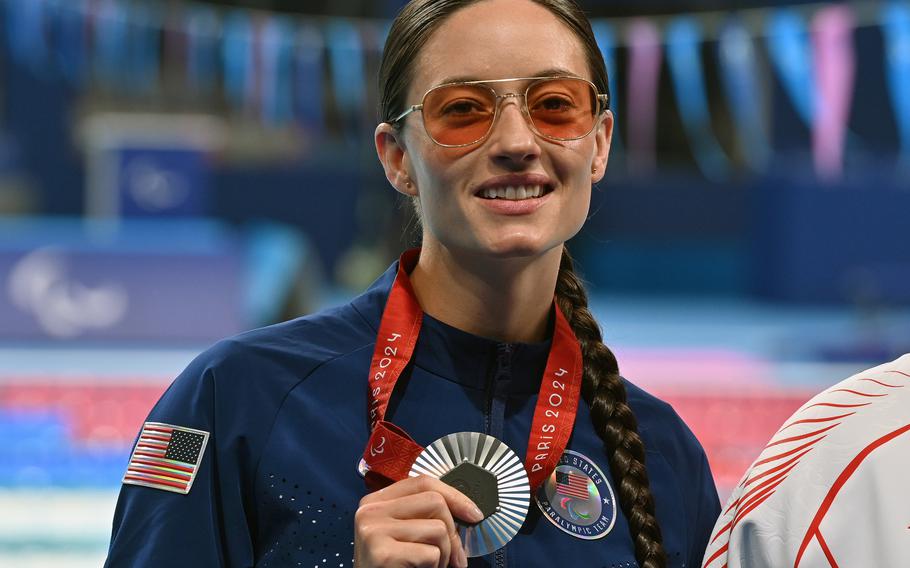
left=378, top=0, right=609, bottom=123
left=377, top=2, right=665, bottom=567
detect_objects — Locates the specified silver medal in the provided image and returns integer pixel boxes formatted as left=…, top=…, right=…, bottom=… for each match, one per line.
left=409, top=432, right=530, bottom=557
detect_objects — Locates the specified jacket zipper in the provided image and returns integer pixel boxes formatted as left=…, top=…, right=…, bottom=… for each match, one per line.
left=490, top=344, right=511, bottom=568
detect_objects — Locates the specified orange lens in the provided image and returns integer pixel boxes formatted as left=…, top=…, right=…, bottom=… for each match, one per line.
left=419, top=79, right=600, bottom=146
left=526, top=78, right=597, bottom=140
left=423, top=84, right=496, bottom=146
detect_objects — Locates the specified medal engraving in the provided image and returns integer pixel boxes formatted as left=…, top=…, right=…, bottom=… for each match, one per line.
left=440, top=461, right=499, bottom=520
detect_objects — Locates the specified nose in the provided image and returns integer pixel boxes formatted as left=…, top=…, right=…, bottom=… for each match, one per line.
left=488, top=97, right=540, bottom=168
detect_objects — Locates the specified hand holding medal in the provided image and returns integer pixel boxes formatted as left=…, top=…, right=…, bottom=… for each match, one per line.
left=409, top=432, right=532, bottom=557
left=356, top=251, right=584, bottom=562
left=354, top=475, right=483, bottom=568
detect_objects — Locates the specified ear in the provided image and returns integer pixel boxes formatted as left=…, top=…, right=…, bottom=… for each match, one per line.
left=591, top=110, right=613, bottom=183
left=375, top=122, right=418, bottom=196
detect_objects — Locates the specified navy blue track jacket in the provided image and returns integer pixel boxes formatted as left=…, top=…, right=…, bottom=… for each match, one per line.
left=106, top=259, right=721, bottom=567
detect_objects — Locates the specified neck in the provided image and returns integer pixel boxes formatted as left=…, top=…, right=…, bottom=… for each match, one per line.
left=408, top=242, right=563, bottom=343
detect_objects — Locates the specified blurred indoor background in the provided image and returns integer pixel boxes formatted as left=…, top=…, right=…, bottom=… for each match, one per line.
left=1, top=0, right=909, bottom=565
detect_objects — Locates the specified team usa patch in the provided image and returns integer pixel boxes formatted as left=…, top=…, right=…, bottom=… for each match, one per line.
left=122, top=422, right=209, bottom=495
left=536, top=450, right=616, bottom=540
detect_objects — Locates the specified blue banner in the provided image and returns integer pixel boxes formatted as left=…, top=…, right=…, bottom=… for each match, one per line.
left=591, top=20, right=617, bottom=112
left=718, top=18, right=770, bottom=172
left=6, top=0, right=49, bottom=73
left=882, top=2, right=910, bottom=170
left=326, top=19, right=366, bottom=137
left=260, top=16, right=295, bottom=125
left=186, top=6, right=219, bottom=95
left=296, top=25, right=326, bottom=133
left=93, top=0, right=129, bottom=89
left=222, top=11, right=253, bottom=111
left=591, top=20, right=624, bottom=160
left=666, top=17, right=730, bottom=181
left=126, top=3, right=160, bottom=94
left=766, top=9, right=815, bottom=126
left=52, top=0, right=87, bottom=86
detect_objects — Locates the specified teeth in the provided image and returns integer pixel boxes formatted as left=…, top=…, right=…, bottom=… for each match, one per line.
left=480, top=185, right=544, bottom=200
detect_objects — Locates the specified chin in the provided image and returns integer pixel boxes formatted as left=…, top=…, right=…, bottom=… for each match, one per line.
left=479, top=236, right=564, bottom=259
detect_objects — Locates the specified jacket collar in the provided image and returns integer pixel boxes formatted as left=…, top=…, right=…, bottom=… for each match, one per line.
left=352, top=258, right=553, bottom=395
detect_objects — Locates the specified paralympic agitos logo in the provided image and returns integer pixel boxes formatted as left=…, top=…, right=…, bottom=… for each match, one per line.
left=7, top=247, right=128, bottom=338
left=536, top=450, right=617, bottom=540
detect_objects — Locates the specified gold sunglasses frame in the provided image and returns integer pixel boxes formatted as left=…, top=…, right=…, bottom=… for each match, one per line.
left=389, top=76, right=610, bottom=148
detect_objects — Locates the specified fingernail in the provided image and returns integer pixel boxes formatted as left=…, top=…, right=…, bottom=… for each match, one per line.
left=470, top=505, right=483, bottom=522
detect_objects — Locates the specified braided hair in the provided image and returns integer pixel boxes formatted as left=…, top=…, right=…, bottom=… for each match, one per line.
left=378, top=1, right=667, bottom=565
left=556, top=247, right=666, bottom=568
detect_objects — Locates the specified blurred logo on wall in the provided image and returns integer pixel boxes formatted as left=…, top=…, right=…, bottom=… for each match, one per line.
left=7, top=248, right=128, bottom=338
left=0, top=219, right=244, bottom=343
left=82, top=113, right=224, bottom=220
left=125, top=157, right=191, bottom=213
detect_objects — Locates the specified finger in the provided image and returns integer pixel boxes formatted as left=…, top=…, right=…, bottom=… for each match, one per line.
left=386, top=493, right=469, bottom=568
left=361, top=476, right=484, bottom=523
left=448, top=523, right=469, bottom=568
left=383, top=519, right=455, bottom=568
left=361, top=540, right=443, bottom=568
left=358, top=493, right=468, bottom=568
left=362, top=491, right=456, bottom=540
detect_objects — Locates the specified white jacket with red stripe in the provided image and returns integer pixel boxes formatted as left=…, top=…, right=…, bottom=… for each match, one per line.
left=702, top=354, right=910, bottom=568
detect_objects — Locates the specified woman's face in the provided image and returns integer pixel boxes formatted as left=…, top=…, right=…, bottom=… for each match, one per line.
left=376, top=0, right=612, bottom=260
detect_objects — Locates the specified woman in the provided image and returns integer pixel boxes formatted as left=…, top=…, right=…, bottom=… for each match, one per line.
left=105, top=1, right=720, bottom=567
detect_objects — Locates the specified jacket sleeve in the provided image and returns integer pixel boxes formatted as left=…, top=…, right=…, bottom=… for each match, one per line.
left=104, top=350, right=255, bottom=568
left=689, top=449, right=722, bottom=568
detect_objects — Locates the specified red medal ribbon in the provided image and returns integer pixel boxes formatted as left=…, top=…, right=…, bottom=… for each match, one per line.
left=362, top=249, right=583, bottom=493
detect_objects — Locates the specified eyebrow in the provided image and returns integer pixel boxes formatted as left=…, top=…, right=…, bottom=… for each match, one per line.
left=436, top=67, right=581, bottom=85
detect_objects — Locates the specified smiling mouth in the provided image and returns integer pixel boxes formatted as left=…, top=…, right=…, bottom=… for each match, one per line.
left=477, top=184, right=553, bottom=200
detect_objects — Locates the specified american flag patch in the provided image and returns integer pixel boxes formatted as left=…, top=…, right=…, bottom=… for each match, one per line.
left=555, top=470, right=590, bottom=500
left=123, top=422, right=209, bottom=494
